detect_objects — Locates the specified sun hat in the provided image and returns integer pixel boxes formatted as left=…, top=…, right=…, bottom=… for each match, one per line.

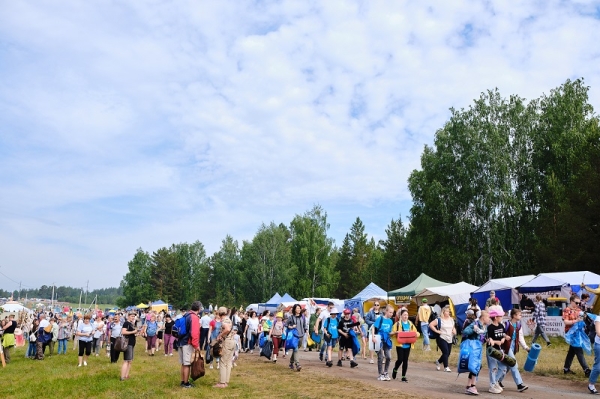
left=343, top=309, right=351, bottom=315
left=489, top=309, right=505, bottom=318
left=330, top=307, right=339, bottom=314
left=276, top=312, right=283, bottom=318
left=422, top=298, right=428, bottom=303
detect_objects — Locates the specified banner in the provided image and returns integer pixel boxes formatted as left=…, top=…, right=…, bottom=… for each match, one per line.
left=516, top=312, right=565, bottom=337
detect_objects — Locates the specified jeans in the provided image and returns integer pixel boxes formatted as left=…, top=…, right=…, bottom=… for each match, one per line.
left=200, top=327, right=209, bottom=350
left=565, top=345, right=589, bottom=371
left=499, top=347, right=523, bottom=386
left=421, top=322, right=430, bottom=346
left=487, top=353, right=506, bottom=387
left=436, top=337, right=452, bottom=368
left=290, top=345, right=300, bottom=366
left=58, top=339, right=68, bottom=354
left=590, top=343, right=600, bottom=384
left=377, top=346, right=392, bottom=375
left=531, top=324, right=550, bottom=344
left=249, top=333, right=257, bottom=350
left=27, top=342, right=36, bottom=357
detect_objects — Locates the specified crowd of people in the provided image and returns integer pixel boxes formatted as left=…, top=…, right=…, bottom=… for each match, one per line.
left=1, top=286, right=600, bottom=395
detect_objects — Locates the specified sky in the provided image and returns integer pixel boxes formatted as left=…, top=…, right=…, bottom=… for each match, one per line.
left=1, top=0, right=599, bottom=292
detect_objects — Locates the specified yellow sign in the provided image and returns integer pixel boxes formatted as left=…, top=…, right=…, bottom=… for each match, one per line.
left=395, top=296, right=412, bottom=304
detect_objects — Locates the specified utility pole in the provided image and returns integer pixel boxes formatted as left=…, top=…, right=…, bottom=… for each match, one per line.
left=19, top=282, right=21, bottom=301
left=51, top=282, right=55, bottom=309
left=78, top=289, right=83, bottom=310
left=84, top=280, right=89, bottom=306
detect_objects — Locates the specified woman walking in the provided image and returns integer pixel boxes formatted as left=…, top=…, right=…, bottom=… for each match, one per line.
left=57, top=315, right=70, bottom=355
left=392, top=308, right=419, bottom=382
left=142, top=313, right=158, bottom=356
left=497, top=309, right=529, bottom=392
left=76, top=314, right=94, bottom=367
left=269, top=312, right=285, bottom=362
left=214, top=307, right=235, bottom=389
left=429, top=305, right=456, bottom=372
left=372, top=305, right=394, bottom=381
left=120, top=312, right=139, bottom=381
left=92, top=317, right=105, bottom=356
left=163, top=314, right=174, bottom=356
left=208, top=310, right=223, bottom=369
left=245, top=311, right=259, bottom=353
left=156, top=313, right=165, bottom=351
left=287, top=304, right=307, bottom=371
left=531, top=295, right=551, bottom=346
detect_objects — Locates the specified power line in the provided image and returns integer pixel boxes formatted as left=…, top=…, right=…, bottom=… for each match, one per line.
left=0, top=267, right=34, bottom=289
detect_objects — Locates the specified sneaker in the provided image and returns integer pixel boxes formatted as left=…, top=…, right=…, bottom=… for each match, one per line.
left=467, top=386, right=479, bottom=395
left=546, top=342, right=551, bottom=347
left=384, top=373, right=391, bottom=381
left=494, top=383, right=503, bottom=392
left=517, top=384, right=528, bottom=392
left=209, top=364, right=213, bottom=369
left=392, top=368, right=398, bottom=379
left=498, top=381, right=504, bottom=389
left=289, top=363, right=294, bottom=370
left=564, top=368, right=576, bottom=375
left=169, top=353, right=173, bottom=356
left=83, top=361, right=87, bottom=367
left=377, top=374, right=386, bottom=381
left=586, top=369, right=592, bottom=378
left=369, top=359, right=374, bottom=364
left=165, top=354, right=168, bottom=357
left=444, top=367, right=451, bottom=372
left=326, top=361, right=333, bottom=367
left=488, top=385, right=502, bottom=394
left=319, top=353, right=323, bottom=361
left=401, top=377, right=408, bottom=383
left=588, top=385, right=599, bottom=394
left=350, top=360, right=358, bottom=368
left=182, top=383, right=192, bottom=389
left=78, top=364, right=82, bottom=367
left=296, top=364, right=302, bottom=372
left=337, top=360, right=342, bottom=367
left=435, top=360, right=441, bottom=371
left=250, top=350, right=253, bottom=354
left=216, top=363, right=220, bottom=370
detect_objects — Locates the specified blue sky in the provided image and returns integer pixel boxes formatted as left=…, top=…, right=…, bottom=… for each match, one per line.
left=1, top=0, right=599, bottom=291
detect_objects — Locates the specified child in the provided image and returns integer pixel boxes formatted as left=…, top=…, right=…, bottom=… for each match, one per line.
left=232, top=325, right=240, bottom=367
left=462, top=309, right=490, bottom=395
left=323, top=308, right=340, bottom=367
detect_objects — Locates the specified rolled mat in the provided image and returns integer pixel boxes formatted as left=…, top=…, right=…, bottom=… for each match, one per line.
left=524, top=343, right=542, bottom=372
left=487, top=346, right=517, bottom=368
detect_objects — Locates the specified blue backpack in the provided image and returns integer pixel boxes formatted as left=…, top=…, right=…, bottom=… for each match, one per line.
left=172, top=314, right=189, bottom=339
left=146, top=321, right=158, bottom=337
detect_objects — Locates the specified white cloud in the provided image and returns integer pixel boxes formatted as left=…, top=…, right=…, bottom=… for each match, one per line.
left=1, top=0, right=599, bottom=289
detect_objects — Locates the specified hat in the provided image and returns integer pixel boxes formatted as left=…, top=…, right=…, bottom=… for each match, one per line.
left=276, top=312, right=283, bottom=318
left=490, top=290, right=496, bottom=295
left=343, top=309, right=351, bottom=315
left=330, top=307, right=339, bottom=314
left=466, top=309, right=475, bottom=316
left=421, top=298, right=428, bottom=303
left=489, top=309, right=505, bottom=318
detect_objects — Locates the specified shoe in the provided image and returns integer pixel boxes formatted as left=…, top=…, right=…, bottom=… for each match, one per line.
left=401, top=377, right=408, bottom=383
left=169, top=353, right=173, bottom=356
left=498, top=382, right=504, bottom=389
left=350, top=360, right=358, bottom=368
left=392, top=368, right=398, bottom=379
left=444, top=367, right=451, bottom=372
left=494, top=383, right=503, bottom=392
left=384, top=373, right=391, bottom=381
left=209, top=364, right=213, bottom=369
left=289, top=363, right=294, bottom=370
left=83, top=361, right=87, bottom=366
left=377, top=374, right=386, bottom=381
left=165, top=354, right=168, bottom=357
left=467, top=386, right=478, bottom=395
left=319, top=353, right=323, bottom=361
left=488, top=385, right=502, bottom=394
left=564, top=368, right=576, bottom=375
left=296, top=364, right=302, bottom=372
left=78, top=364, right=82, bottom=367
left=233, top=362, right=237, bottom=367
left=435, top=360, right=441, bottom=371
left=586, top=369, right=592, bottom=378
left=588, top=385, right=599, bottom=394
left=182, top=383, right=192, bottom=389
left=216, top=363, right=220, bottom=370
left=337, top=360, right=342, bottom=367
left=546, top=342, right=551, bottom=347
left=250, top=350, right=253, bottom=354
left=517, top=384, right=528, bottom=392
left=369, top=359, right=374, bottom=364
left=326, top=361, right=333, bottom=367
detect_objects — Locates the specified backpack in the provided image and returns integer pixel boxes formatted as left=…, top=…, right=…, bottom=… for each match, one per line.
left=146, top=321, right=158, bottom=337
left=584, top=313, right=597, bottom=344
left=172, top=314, right=189, bottom=339
left=428, top=311, right=438, bottom=323
left=428, top=318, right=441, bottom=339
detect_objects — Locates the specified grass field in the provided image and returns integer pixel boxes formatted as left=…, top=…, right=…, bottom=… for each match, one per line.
left=1, top=335, right=592, bottom=398
left=2, top=343, right=401, bottom=399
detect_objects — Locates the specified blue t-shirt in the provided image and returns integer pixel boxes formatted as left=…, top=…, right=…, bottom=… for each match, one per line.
left=401, top=320, right=411, bottom=349
left=375, top=316, right=393, bottom=348
left=325, top=317, right=339, bottom=339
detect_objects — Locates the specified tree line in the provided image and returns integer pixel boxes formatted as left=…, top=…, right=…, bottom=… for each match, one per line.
left=0, top=286, right=122, bottom=305
left=21, top=78, right=593, bottom=310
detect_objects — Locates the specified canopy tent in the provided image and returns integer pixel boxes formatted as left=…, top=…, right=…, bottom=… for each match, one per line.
left=150, top=300, right=169, bottom=312
left=540, top=271, right=600, bottom=313
left=1, top=301, right=33, bottom=313
left=345, top=282, right=389, bottom=316
left=278, top=293, right=296, bottom=303
left=265, top=292, right=282, bottom=304
left=136, top=303, right=149, bottom=309
left=387, top=273, right=450, bottom=299
left=518, top=275, right=571, bottom=298
left=471, top=275, right=536, bottom=312
left=415, top=282, right=479, bottom=325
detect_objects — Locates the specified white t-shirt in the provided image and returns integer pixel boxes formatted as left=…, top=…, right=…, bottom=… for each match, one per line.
left=39, top=319, right=50, bottom=329
left=318, top=310, right=330, bottom=331
left=201, top=315, right=212, bottom=329
left=247, top=318, right=259, bottom=333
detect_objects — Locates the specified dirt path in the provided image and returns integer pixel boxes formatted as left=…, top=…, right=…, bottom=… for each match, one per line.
left=259, top=350, right=592, bottom=398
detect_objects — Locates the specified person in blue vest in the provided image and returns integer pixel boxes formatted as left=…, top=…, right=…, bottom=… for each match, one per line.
left=322, top=307, right=340, bottom=367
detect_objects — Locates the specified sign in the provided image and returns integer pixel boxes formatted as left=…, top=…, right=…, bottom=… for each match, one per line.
left=395, top=296, right=411, bottom=304
left=517, top=312, right=565, bottom=337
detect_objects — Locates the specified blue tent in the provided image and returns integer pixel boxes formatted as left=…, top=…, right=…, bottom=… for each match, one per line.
left=518, top=275, right=571, bottom=296
left=345, top=282, right=388, bottom=316
left=278, top=293, right=297, bottom=303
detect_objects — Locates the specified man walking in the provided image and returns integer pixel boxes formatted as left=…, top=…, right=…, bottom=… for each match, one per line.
left=179, top=301, right=201, bottom=388
left=417, top=298, right=432, bottom=351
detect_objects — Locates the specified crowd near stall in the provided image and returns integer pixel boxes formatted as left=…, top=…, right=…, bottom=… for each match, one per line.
left=2, top=270, right=600, bottom=395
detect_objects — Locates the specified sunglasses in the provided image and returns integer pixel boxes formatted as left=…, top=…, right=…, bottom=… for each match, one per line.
left=575, top=302, right=581, bottom=305
left=374, top=304, right=380, bottom=307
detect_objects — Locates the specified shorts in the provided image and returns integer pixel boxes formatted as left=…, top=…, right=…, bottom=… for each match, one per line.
left=157, top=331, right=164, bottom=340
left=326, top=338, right=338, bottom=348
left=178, top=344, right=194, bottom=366
left=339, top=336, right=352, bottom=350
left=360, top=325, right=368, bottom=336
left=124, top=345, right=134, bottom=361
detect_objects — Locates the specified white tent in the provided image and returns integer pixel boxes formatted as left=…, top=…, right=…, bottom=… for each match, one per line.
left=352, top=282, right=388, bottom=301
left=415, top=282, right=479, bottom=324
left=540, top=271, right=600, bottom=287
left=472, top=275, right=536, bottom=312
left=518, top=275, right=571, bottom=298
left=1, top=301, right=32, bottom=313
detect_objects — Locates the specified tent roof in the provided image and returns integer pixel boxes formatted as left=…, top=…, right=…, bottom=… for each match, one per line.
left=265, top=292, right=282, bottom=304
left=1, top=302, right=32, bottom=313
left=519, top=275, right=569, bottom=293
left=415, top=282, right=479, bottom=305
left=472, top=275, right=536, bottom=293
left=540, top=271, right=600, bottom=286
left=352, top=282, right=388, bottom=301
left=387, top=273, right=450, bottom=296
left=151, top=300, right=166, bottom=305
left=279, top=293, right=296, bottom=303
left=136, top=303, right=149, bottom=309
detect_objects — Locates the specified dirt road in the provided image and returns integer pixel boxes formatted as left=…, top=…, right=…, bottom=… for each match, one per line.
left=266, top=350, right=592, bottom=398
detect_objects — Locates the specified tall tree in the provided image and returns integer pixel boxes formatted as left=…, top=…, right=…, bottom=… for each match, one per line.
left=212, top=235, right=242, bottom=305
left=118, top=248, right=154, bottom=307
left=378, top=216, right=408, bottom=291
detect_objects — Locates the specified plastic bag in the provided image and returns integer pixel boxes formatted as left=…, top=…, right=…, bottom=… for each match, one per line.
left=285, top=329, right=299, bottom=351
left=259, top=334, right=266, bottom=348
left=260, top=340, right=273, bottom=359
left=565, top=321, right=592, bottom=355
left=458, top=339, right=482, bottom=375
left=350, top=330, right=361, bottom=357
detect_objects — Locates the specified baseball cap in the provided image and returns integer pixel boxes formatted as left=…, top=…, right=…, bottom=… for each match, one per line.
left=343, top=309, right=351, bottom=315
left=330, top=307, right=339, bottom=314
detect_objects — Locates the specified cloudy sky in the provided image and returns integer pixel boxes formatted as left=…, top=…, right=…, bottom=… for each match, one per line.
left=1, top=1, right=599, bottom=292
